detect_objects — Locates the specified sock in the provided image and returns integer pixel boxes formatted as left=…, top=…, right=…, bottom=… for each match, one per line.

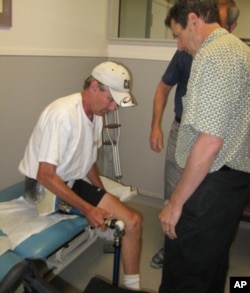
left=123, top=274, right=140, bottom=290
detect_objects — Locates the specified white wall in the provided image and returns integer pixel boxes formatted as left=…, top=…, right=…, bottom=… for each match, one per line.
left=234, top=0, right=250, bottom=39
left=0, top=0, right=176, bottom=199
left=0, top=0, right=109, bottom=56
left=0, top=0, right=110, bottom=189
left=114, top=59, right=175, bottom=198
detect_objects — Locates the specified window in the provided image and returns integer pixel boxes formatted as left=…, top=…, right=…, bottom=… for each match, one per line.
left=109, top=0, right=250, bottom=44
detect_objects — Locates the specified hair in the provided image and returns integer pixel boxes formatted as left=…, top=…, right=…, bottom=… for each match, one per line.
left=83, top=76, right=109, bottom=91
left=223, top=1, right=239, bottom=28
left=165, top=0, right=220, bottom=29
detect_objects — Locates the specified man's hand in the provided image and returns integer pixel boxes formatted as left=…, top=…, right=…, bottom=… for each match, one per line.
left=149, top=127, right=164, bottom=152
left=86, top=205, right=113, bottom=231
left=158, top=199, right=183, bottom=239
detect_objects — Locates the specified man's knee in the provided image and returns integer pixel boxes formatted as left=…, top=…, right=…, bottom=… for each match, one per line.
left=126, top=210, right=142, bottom=233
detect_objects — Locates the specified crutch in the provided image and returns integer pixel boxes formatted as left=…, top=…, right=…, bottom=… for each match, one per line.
left=103, top=109, right=122, bottom=182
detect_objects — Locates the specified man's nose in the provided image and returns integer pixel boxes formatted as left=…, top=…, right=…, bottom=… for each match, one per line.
left=109, top=102, right=117, bottom=111
left=177, top=39, right=184, bottom=51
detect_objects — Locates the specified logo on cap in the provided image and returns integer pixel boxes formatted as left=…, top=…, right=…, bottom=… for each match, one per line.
left=124, top=80, right=130, bottom=89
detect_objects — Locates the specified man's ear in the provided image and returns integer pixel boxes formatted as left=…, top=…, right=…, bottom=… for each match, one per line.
left=90, top=80, right=99, bottom=92
left=229, top=22, right=237, bottom=33
left=188, top=12, right=199, bottom=26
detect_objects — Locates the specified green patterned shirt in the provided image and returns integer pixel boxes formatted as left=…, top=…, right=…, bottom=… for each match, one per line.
left=176, top=28, right=250, bottom=173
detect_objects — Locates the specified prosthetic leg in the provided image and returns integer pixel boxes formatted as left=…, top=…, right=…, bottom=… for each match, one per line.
left=104, top=219, right=125, bottom=286
left=84, top=220, right=148, bottom=293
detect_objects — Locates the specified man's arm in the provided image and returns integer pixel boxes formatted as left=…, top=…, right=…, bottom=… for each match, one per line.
left=150, top=81, right=173, bottom=152
left=159, top=132, right=224, bottom=239
left=37, top=162, right=111, bottom=228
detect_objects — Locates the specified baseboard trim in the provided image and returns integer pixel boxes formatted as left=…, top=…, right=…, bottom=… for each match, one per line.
left=132, top=193, right=164, bottom=209
left=137, top=189, right=163, bottom=200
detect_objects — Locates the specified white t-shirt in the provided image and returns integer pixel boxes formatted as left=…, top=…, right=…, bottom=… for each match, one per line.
left=19, top=93, right=103, bottom=182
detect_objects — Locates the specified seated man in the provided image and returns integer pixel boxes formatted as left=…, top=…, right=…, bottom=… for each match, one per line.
left=19, top=61, right=142, bottom=291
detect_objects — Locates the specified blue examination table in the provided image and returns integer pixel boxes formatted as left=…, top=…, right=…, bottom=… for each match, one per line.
left=0, top=181, right=97, bottom=282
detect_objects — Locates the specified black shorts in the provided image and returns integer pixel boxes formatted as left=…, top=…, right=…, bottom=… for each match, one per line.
left=72, top=179, right=106, bottom=206
left=24, top=177, right=106, bottom=207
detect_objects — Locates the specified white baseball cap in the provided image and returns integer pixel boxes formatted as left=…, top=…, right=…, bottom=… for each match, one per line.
left=91, top=61, right=135, bottom=107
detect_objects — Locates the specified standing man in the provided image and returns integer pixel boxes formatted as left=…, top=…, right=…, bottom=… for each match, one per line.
left=158, top=0, right=250, bottom=292
left=19, top=61, right=142, bottom=291
left=149, top=0, right=239, bottom=269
